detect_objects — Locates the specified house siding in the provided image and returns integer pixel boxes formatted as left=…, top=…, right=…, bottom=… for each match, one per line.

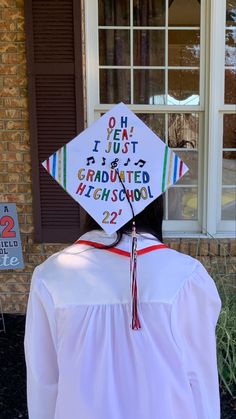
left=0, top=1, right=235, bottom=314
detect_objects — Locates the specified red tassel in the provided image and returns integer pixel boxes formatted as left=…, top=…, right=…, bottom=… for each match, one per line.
left=131, top=223, right=141, bottom=330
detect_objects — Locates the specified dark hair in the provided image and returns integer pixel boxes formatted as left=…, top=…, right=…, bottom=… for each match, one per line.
left=81, top=195, right=164, bottom=246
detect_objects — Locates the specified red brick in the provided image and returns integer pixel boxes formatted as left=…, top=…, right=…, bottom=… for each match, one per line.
left=22, top=173, right=32, bottom=183
left=0, top=109, right=21, bottom=119
left=16, top=21, right=25, bottom=32
left=8, top=173, right=22, bottom=182
left=20, top=224, right=34, bottom=234
left=0, top=86, right=19, bottom=97
left=229, top=240, right=236, bottom=256
left=1, top=151, right=23, bottom=161
left=2, top=8, right=24, bottom=21
left=0, top=193, right=25, bottom=203
left=0, top=130, right=22, bottom=141
left=6, top=183, right=18, bottom=193
left=2, top=52, right=25, bottom=64
left=8, top=141, right=30, bottom=151
left=0, top=162, right=7, bottom=172
left=21, top=109, right=29, bottom=119
left=0, top=283, right=30, bottom=294
left=189, top=240, right=200, bottom=257
left=4, top=75, right=27, bottom=87
left=12, top=161, right=30, bottom=174
left=16, top=204, right=32, bottom=214
left=0, top=64, right=17, bottom=75
left=16, top=31, right=25, bottom=41
left=0, top=43, right=17, bottom=53
left=1, top=0, right=16, bottom=7
left=0, top=142, right=8, bottom=151
left=28, top=244, right=44, bottom=254
left=199, top=239, right=209, bottom=256
left=179, top=240, right=189, bottom=255
left=0, top=21, right=16, bottom=31
left=5, top=120, right=28, bottom=130
left=26, top=214, right=33, bottom=224
left=16, top=0, right=24, bottom=8
left=0, top=273, right=31, bottom=284
left=0, top=32, right=17, bottom=42
left=209, top=239, right=220, bottom=256
left=4, top=97, right=27, bottom=108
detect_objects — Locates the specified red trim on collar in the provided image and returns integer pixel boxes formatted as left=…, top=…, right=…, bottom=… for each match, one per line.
left=75, top=239, right=168, bottom=257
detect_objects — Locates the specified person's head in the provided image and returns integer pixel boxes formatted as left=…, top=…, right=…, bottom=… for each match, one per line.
left=82, top=194, right=164, bottom=243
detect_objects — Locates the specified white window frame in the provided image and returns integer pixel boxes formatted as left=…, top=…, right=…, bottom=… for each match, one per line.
left=207, top=0, right=236, bottom=237
left=85, top=0, right=235, bottom=238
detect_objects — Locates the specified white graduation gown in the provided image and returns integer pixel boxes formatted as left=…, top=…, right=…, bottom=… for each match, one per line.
left=24, top=230, right=221, bottom=419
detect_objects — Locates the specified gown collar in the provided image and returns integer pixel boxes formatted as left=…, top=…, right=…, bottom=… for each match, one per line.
left=75, top=230, right=167, bottom=257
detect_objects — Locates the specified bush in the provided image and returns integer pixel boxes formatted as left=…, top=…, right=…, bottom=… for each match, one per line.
left=215, top=268, right=236, bottom=396
left=202, top=238, right=236, bottom=396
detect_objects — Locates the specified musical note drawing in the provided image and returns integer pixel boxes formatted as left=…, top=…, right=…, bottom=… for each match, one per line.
left=124, top=158, right=130, bottom=167
left=111, top=158, right=119, bottom=169
left=102, top=157, right=106, bottom=166
left=86, top=156, right=95, bottom=166
left=134, top=159, right=146, bottom=168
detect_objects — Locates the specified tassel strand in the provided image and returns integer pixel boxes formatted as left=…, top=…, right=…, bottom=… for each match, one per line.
left=130, top=222, right=141, bottom=330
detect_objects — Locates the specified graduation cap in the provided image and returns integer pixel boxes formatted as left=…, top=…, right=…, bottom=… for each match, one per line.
left=42, top=102, right=188, bottom=329
left=42, top=102, right=188, bottom=234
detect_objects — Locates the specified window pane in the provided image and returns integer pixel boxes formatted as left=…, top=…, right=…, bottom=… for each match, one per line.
left=168, top=30, right=200, bottom=67
left=222, top=151, right=236, bottom=185
left=100, top=69, right=130, bottom=103
left=175, top=151, right=198, bottom=185
left=133, top=0, right=165, bottom=26
left=168, top=187, right=198, bottom=220
left=225, top=69, right=236, bottom=104
left=221, top=188, right=236, bottom=220
left=223, top=114, right=236, bottom=148
left=134, top=70, right=165, bottom=104
left=137, top=113, right=165, bottom=139
left=225, top=29, right=236, bottom=66
left=134, top=30, right=165, bottom=66
left=98, top=0, right=130, bottom=26
left=169, top=0, right=200, bottom=27
left=168, top=113, right=198, bottom=149
left=168, top=70, right=199, bottom=105
left=99, top=30, right=130, bottom=66
left=226, top=0, right=236, bottom=27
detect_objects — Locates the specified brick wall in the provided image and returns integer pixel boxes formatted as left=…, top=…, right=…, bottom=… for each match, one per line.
left=0, top=1, right=235, bottom=314
left=0, top=0, right=34, bottom=312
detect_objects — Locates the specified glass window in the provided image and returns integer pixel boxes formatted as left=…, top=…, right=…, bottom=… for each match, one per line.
left=221, top=115, right=236, bottom=220
left=99, top=30, right=130, bottom=66
left=133, top=0, right=165, bottom=26
left=226, top=0, right=236, bottom=27
left=98, top=0, right=130, bottom=26
left=225, top=2, right=236, bottom=104
left=98, top=0, right=201, bottom=106
left=134, top=30, right=165, bottom=66
left=168, top=30, right=200, bottom=67
left=138, top=113, right=199, bottom=221
left=168, top=0, right=200, bottom=27
left=94, top=0, right=202, bottom=229
left=221, top=1, right=236, bottom=223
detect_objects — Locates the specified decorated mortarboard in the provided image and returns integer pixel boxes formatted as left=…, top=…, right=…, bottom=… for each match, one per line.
left=42, top=102, right=188, bottom=234
left=42, top=102, right=188, bottom=329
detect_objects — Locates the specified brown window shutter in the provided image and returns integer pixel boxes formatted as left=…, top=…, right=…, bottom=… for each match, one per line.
left=25, top=0, right=84, bottom=243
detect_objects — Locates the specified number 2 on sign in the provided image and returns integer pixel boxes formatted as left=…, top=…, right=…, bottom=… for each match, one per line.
left=102, top=209, right=122, bottom=224
left=0, top=216, right=16, bottom=238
